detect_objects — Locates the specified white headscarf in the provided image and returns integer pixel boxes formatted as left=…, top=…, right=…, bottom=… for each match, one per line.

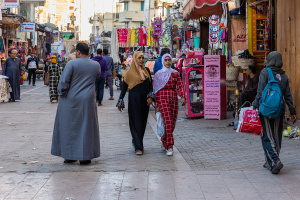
left=153, top=54, right=178, bottom=94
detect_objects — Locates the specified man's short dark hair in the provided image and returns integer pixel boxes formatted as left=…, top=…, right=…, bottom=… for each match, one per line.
left=248, top=65, right=256, bottom=74
left=76, top=43, right=89, bottom=55
left=160, top=48, right=170, bottom=56
left=103, top=49, right=108, bottom=55
left=97, top=49, right=103, bottom=55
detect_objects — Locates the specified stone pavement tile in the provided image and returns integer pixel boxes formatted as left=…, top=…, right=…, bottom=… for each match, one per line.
left=243, top=170, right=278, bottom=183
left=119, top=172, right=148, bottom=200
left=148, top=172, right=176, bottom=200
left=0, top=173, right=28, bottom=199
left=90, top=172, right=124, bottom=200
left=172, top=171, right=205, bottom=199
left=260, top=192, right=293, bottom=200
left=32, top=172, right=76, bottom=200
left=197, top=174, right=234, bottom=200
left=252, top=182, right=285, bottom=193
left=202, top=192, right=234, bottom=200
left=4, top=173, right=51, bottom=200
left=229, top=188, right=262, bottom=200
left=61, top=189, right=94, bottom=200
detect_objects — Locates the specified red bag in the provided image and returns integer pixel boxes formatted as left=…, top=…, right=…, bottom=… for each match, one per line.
left=239, top=110, right=262, bottom=136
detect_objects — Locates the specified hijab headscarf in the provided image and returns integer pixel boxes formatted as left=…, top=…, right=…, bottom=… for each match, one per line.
left=153, top=54, right=178, bottom=94
left=124, top=51, right=150, bottom=89
left=266, top=51, right=285, bottom=74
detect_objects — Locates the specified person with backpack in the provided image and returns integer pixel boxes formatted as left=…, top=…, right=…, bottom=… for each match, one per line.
left=253, top=51, right=296, bottom=174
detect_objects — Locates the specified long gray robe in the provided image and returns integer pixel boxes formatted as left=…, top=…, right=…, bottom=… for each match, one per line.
left=2, top=57, right=21, bottom=100
left=51, top=58, right=101, bottom=160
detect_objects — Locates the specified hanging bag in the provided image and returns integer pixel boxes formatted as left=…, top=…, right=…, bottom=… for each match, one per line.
left=259, top=68, right=283, bottom=119
left=44, top=72, right=50, bottom=86
left=156, top=112, right=165, bottom=137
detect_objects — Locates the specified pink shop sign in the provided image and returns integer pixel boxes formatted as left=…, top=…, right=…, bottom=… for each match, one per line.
left=204, top=55, right=221, bottom=119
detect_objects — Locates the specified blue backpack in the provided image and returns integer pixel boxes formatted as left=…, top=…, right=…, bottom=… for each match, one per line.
left=259, top=68, right=283, bottom=119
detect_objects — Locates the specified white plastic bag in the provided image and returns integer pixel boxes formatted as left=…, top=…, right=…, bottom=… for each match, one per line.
left=156, top=112, right=165, bottom=137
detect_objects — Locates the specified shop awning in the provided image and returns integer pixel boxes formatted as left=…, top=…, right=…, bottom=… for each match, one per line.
left=183, top=0, right=230, bottom=19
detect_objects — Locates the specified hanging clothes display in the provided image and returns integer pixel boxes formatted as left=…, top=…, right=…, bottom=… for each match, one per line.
left=127, top=28, right=131, bottom=47
left=135, top=28, right=139, bottom=47
left=139, top=27, right=144, bottom=46
left=142, top=26, right=147, bottom=46
left=147, top=27, right=153, bottom=47
left=131, top=28, right=135, bottom=47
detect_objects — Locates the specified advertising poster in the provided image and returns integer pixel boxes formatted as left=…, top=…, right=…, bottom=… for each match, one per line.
left=4, top=0, right=18, bottom=8
left=204, top=55, right=221, bottom=119
left=53, top=31, right=59, bottom=42
left=231, top=19, right=247, bottom=55
left=21, top=23, right=35, bottom=32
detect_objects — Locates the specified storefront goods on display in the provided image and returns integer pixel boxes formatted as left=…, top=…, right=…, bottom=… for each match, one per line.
left=0, top=75, right=10, bottom=102
left=117, top=27, right=156, bottom=48
left=209, top=15, right=219, bottom=44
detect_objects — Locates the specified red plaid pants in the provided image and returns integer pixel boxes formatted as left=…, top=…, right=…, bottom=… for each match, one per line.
left=156, top=89, right=179, bottom=150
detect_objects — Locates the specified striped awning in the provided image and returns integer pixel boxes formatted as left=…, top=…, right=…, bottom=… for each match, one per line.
left=183, top=0, right=230, bottom=19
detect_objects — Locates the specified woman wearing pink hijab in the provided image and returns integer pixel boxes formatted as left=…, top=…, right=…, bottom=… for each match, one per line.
left=153, top=54, right=186, bottom=156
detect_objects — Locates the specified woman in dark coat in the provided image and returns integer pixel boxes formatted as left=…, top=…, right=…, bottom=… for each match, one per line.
left=116, top=51, right=153, bottom=155
left=253, top=51, right=296, bottom=174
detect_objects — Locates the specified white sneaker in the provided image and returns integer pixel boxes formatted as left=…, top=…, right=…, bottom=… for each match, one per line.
left=161, top=145, right=166, bottom=151
left=166, top=149, right=173, bottom=156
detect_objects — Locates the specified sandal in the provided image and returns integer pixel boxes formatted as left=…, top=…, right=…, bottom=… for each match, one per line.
left=228, top=122, right=234, bottom=127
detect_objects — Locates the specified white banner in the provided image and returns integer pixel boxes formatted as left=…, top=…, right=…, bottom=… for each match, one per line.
left=21, top=23, right=35, bottom=32
left=143, top=0, right=150, bottom=27
left=4, top=0, right=19, bottom=8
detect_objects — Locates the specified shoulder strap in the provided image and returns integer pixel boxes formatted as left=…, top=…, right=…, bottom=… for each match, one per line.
left=266, top=68, right=275, bottom=81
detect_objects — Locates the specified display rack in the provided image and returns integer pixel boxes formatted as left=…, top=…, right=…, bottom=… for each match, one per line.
left=183, top=66, right=204, bottom=118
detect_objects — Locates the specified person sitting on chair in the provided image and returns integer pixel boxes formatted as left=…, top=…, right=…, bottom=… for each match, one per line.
left=239, top=65, right=259, bottom=108
left=230, top=65, right=259, bottom=126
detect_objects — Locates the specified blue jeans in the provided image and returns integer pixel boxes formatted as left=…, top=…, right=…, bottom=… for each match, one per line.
left=95, top=77, right=105, bottom=104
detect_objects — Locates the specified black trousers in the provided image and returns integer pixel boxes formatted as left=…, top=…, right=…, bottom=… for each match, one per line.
left=28, top=69, right=36, bottom=85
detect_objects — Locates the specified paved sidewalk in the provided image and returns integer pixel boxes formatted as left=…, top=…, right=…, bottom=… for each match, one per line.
left=0, top=80, right=300, bottom=200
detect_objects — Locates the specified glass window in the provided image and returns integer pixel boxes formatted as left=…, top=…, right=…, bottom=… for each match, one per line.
left=140, top=22, right=143, bottom=27
left=141, top=1, right=144, bottom=11
left=124, top=2, right=128, bottom=11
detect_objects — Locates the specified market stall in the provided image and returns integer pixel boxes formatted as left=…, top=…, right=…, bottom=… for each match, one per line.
left=0, top=75, right=10, bottom=102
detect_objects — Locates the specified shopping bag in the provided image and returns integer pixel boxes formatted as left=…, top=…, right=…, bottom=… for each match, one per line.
left=22, top=74, right=26, bottom=80
left=156, top=112, right=165, bottom=137
left=44, top=72, right=50, bottom=86
left=238, top=108, right=262, bottom=136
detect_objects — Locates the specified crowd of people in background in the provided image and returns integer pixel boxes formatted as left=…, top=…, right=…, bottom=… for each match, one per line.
left=1, top=43, right=297, bottom=174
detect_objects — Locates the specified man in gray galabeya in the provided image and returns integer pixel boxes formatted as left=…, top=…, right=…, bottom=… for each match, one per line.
left=51, top=43, right=101, bottom=165
left=2, top=49, right=21, bottom=102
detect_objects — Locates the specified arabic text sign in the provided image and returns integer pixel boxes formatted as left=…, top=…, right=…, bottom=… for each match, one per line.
left=21, top=23, right=35, bottom=32
left=4, top=0, right=18, bottom=8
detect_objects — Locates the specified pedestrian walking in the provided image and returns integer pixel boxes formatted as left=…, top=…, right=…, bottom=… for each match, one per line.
left=153, top=48, right=170, bottom=74
left=25, top=53, right=39, bottom=86
left=49, top=55, right=61, bottom=103
left=51, top=43, right=101, bottom=165
left=103, top=49, right=114, bottom=100
left=153, top=54, right=186, bottom=156
left=2, top=49, right=21, bottom=102
left=253, top=51, right=297, bottom=174
left=92, top=49, right=107, bottom=106
left=116, top=51, right=153, bottom=155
